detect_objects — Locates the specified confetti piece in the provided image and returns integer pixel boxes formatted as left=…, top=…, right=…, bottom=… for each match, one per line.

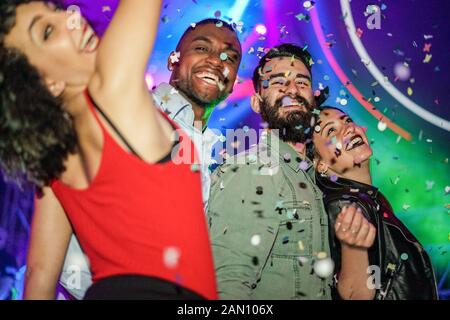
left=313, top=258, right=334, bottom=278
left=256, top=186, right=264, bottom=195
left=407, top=87, right=413, bottom=96
left=394, top=62, right=411, bottom=81
left=298, top=256, right=309, bottom=265
left=222, top=67, right=230, bottom=78
left=423, top=43, right=432, bottom=52
left=161, top=15, right=169, bottom=23
left=219, top=52, right=228, bottom=61
left=317, top=252, right=327, bottom=259
left=303, top=1, right=315, bottom=9
left=235, top=21, right=244, bottom=33
left=423, top=54, right=432, bottom=63
left=251, top=235, right=261, bottom=246
left=299, top=161, right=309, bottom=171
left=402, top=204, right=411, bottom=210
left=425, top=180, right=434, bottom=191
left=298, top=240, right=305, bottom=251
left=377, top=120, right=387, bottom=131
left=169, top=51, right=181, bottom=64
left=356, top=28, right=363, bottom=38
left=163, top=247, right=181, bottom=269
left=283, top=153, right=291, bottom=162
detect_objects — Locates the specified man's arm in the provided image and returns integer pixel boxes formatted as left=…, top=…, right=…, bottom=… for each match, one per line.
left=25, top=188, right=72, bottom=300
left=207, top=164, right=277, bottom=299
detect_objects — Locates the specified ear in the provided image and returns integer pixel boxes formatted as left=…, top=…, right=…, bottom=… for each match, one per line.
left=316, top=159, right=329, bottom=175
left=45, top=79, right=66, bottom=97
left=167, top=51, right=179, bottom=71
left=251, top=93, right=263, bottom=114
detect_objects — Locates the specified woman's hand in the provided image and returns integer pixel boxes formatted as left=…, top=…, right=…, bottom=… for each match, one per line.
left=334, top=204, right=377, bottom=300
left=334, top=205, right=376, bottom=249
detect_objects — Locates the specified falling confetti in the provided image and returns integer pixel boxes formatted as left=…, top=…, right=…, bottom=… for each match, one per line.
left=163, top=247, right=181, bottom=269
left=251, top=235, right=261, bottom=246
left=313, top=258, right=335, bottom=278
left=169, top=51, right=181, bottom=64
left=377, top=120, right=387, bottom=131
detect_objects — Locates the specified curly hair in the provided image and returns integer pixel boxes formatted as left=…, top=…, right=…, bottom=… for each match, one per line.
left=0, top=0, right=77, bottom=193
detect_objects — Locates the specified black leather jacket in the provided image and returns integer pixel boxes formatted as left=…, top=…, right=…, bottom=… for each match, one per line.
left=316, top=173, right=438, bottom=300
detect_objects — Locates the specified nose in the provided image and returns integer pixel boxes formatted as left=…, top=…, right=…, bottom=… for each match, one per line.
left=282, top=79, right=299, bottom=96
left=343, top=122, right=356, bottom=138
left=205, top=52, right=224, bottom=68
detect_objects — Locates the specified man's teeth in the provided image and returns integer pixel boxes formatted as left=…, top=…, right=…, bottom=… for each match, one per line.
left=346, top=136, right=363, bottom=150
left=197, top=72, right=224, bottom=88
left=281, top=97, right=304, bottom=108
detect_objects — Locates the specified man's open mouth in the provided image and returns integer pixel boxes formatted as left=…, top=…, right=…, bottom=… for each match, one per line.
left=195, top=71, right=225, bottom=90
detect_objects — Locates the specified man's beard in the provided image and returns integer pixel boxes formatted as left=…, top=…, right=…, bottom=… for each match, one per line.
left=259, top=94, right=316, bottom=144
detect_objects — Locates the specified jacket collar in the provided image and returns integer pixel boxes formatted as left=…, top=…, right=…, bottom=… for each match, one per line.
left=316, top=172, right=379, bottom=199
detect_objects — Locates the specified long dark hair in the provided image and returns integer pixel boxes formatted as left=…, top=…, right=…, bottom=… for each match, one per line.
left=0, top=0, right=77, bottom=193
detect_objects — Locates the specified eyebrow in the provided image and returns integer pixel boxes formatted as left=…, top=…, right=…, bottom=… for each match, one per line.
left=320, top=115, right=350, bottom=135
left=268, top=72, right=311, bottom=82
left=192, top=36, right=241, bottom=58
left=28, top=15, right=43, bottom=39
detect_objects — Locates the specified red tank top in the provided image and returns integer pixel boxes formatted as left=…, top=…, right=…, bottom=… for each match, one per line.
left=51, top=91, right=217, bottom=299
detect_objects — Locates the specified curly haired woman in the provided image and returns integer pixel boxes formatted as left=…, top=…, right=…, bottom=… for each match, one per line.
left=0, top=0, right=216, bottom=300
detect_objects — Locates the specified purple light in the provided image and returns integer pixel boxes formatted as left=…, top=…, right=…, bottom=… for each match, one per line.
left=145, top=73, right=154, bottom=90
left=255, top=24, right=267, bottom=35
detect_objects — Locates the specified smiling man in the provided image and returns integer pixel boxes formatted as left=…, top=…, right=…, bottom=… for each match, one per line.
left=207, top=43, right=334, bottom=300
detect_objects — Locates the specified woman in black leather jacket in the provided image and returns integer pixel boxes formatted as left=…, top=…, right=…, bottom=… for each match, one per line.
left=309, top=106, right=438, bottom=300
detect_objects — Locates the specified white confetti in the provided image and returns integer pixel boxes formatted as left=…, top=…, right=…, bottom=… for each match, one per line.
left=313, top=258, right=335, bottom=278
left=163, top=247, right=181, bottom=269
left=251, top=235, right=261, bottom=246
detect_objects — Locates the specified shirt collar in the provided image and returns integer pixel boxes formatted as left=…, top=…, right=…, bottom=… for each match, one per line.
left=153, top=83, right=194, bottom=125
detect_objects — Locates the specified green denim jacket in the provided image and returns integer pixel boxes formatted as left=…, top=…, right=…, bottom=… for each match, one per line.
left=207, top=131, right=332, bottom=300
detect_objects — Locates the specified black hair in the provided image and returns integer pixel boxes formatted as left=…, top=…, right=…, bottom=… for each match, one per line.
left=306, top=105, right=348, bottom=160
left=252, top=43, right=313, bottom=92
left=175, top=18, right=240, bottom=51
left=1, top=0, right=77, bottom=193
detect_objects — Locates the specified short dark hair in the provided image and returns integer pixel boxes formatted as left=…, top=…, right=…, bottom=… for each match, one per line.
left=175, top=18, right=240, bottom=51
left=252, top=43, right=313, bottom=92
